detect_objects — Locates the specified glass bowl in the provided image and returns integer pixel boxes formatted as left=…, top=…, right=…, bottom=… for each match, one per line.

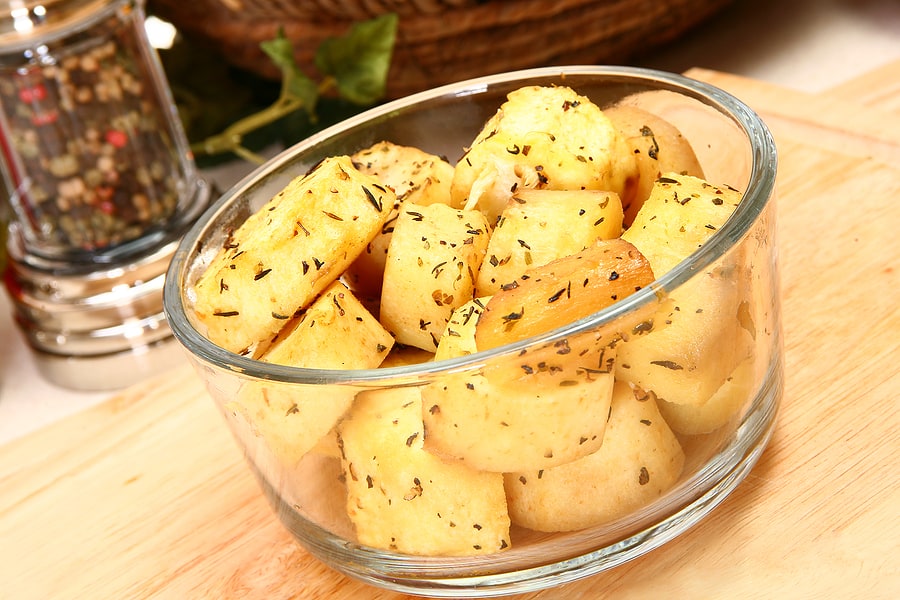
left=163, top=66, right=780, bottom=597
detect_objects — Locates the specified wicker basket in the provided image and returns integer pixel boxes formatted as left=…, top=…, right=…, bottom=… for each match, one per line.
left=147, top=0, right=734, bottom=99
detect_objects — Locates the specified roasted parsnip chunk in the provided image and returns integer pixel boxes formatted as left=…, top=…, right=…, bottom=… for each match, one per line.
left=351, top=140, right=456, bottom=207
left=346, top=141, right=457, bottom=297
left=475, top=188, right=624, bottom=296
left=450, top=85, right=637, bottom=224
left=505, top=380, right=684, bottom=532
left=339, top=387, right=510, bottom=556
left=230, top=280, right=394, bottom=466
left=380, top=202, right=491, bottom=351
left=474, top=237, right=656, bottom=352
left=654, top=356, right=755, bottom=435
left=421, top=347, right=616, bottom=473
left=433, top=296, right=490, bottom=362
left=617, top=172, right=752, bottom=407
left=604, top=105, right=704, bottom=225
left=193, top=155, right=394, bottom=354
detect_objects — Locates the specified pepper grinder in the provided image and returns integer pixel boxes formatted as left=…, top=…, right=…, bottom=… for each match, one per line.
left=0, top=0, right=210, bottom=390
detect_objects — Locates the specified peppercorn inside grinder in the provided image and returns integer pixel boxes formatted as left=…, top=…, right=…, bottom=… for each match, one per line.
left=0, top=0, right=210, bottom=390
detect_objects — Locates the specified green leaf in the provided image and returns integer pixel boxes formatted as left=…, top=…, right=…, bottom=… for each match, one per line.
left=259, top=30, right=296, bottom=73
left=261, top=30, right=319, bottom=114
left=315, top=13, right=398, bottom=105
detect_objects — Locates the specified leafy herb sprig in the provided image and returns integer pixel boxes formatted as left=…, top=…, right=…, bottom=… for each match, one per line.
left=189, top=14, right=398, bottom=164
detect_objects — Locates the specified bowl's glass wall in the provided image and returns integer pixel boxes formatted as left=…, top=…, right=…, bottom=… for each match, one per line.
left=164, top=67, right=780, bottom=596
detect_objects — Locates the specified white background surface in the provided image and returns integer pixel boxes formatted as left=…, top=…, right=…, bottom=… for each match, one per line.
left=2, top=0, right=899, bottom=444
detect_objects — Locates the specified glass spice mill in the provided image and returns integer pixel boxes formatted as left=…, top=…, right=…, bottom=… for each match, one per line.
left=0, top=0, right=210, bottom=390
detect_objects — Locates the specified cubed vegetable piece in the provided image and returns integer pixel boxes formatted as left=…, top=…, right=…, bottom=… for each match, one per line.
left=505, top=380, right=684, bottom=532
left=229, top=280, right=394, bottom=466
left=450, top=85, right=638, bottom=225
left=346, top=141, right=457, bottom=297
left=339, top=387, right=511, bottom=556
left=617, top=173, right=753, bottom=406
left=475, top=237, right=657, bottom=352
left=475, top=188, right=624, bottom=296
left=433, top=296, right=490, bottom=361
left=192, top=155, right=394, bottom=355
left=380, top=202, right=491, bottom=351
left=604, top=104, right=704, bottom=226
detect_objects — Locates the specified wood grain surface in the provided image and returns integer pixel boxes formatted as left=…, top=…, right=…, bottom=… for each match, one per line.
left=1, top=62, right=898, bottom=599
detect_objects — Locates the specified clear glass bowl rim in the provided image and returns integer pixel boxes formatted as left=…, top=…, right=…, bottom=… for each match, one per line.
left=163, top=65, right=777, bottom=385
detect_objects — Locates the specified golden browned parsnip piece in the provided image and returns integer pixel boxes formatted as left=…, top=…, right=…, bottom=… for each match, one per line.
left=451, top=85, right=638, bottom=224
left=192, top=156, right=393, bottom=355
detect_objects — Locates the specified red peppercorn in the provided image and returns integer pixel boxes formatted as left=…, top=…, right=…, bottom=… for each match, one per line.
left=96, top=185, right=114, bottom=203
left=18, top=84, right=47, bottom=103
left=105, top=129, right=128, bottom=148
left=30, top=110, right=59, bottom=126
left=99, top=200, right=116, bottom=215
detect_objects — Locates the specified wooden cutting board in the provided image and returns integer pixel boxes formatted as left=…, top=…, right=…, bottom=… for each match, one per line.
left=1, top=62, right=898, bottom=599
